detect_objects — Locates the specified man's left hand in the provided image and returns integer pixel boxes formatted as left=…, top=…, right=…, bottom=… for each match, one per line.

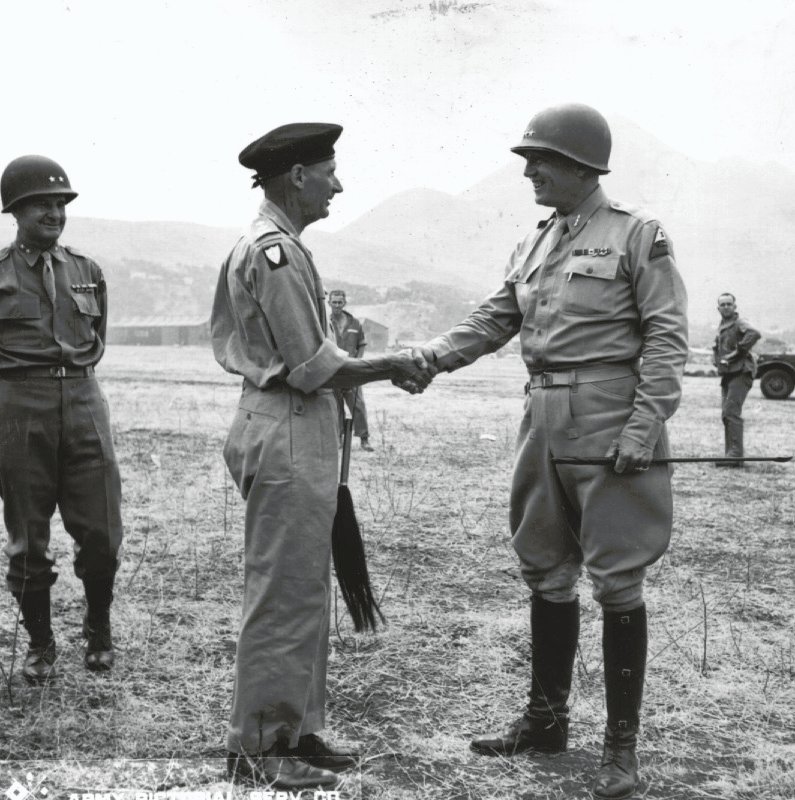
left=606, top=437, right=653, bottom=473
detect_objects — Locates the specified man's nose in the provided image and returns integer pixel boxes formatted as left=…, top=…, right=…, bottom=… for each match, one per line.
left=332, top=177, right=343, bottom=194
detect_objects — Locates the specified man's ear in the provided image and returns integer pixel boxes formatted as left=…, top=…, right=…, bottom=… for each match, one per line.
left=289, top=164, right=305, bottom=188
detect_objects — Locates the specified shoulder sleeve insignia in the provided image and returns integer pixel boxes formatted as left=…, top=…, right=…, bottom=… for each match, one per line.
left=649, top=226, right=670, bottom=260
left=0, top=246, right=10, bottom=261
left=263, top=243, right=289, bottom=271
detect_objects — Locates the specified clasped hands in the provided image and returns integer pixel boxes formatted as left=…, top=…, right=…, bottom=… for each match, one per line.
left=390, top=346, right=437, bottom=395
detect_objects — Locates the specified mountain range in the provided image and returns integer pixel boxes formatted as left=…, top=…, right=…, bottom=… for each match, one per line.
left=0, top=116, right=792, bottom=335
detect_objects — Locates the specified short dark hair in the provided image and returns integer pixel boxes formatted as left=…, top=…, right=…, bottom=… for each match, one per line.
left=718, top=292, right=736, bottom=303
left=329, top=290, right=346, bottom=300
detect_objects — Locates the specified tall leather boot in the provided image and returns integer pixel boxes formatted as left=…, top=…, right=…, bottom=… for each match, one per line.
left=82, top=576, right=115, bottom=671
left=12, top=587, right=57, bottom=685
left=471, top=596, right=579, bottom=756
left=593, top=604, right=647, bottom=799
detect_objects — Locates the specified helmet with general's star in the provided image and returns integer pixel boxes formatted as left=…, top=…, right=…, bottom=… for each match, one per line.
left=1, top=155, right=78, bottom=213
left=511, top=103, right=611, bottom=174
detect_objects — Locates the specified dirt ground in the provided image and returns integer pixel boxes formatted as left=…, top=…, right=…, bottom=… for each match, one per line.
left=0, top=346, right=793, bottom=800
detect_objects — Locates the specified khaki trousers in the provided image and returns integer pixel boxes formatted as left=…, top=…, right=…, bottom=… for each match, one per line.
left=0, top=376, right=122, bottom=593
left=338, top=387, right=369, bottom=439
left=720, top=371, right=752, bottom=426
left=223, top=382, right=339, bottom=753
left=510, top=371, right=673, bottom=611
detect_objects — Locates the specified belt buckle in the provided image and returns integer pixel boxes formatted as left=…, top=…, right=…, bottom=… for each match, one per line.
left=540, top=372, right=553, bottom=388
left=51, top=366, right=66, bottom=378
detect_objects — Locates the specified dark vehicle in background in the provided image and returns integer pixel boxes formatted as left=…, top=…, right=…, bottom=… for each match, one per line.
left=756, top=353, right=795, bottom=399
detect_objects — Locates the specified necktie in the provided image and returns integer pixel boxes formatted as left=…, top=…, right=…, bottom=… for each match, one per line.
left=538, top=216, right=568, bottom=263
left=41, top=252, right=56, bottom=305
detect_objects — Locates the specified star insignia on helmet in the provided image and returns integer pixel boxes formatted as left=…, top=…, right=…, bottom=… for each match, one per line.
left=48, top=176, right=56, bottom=182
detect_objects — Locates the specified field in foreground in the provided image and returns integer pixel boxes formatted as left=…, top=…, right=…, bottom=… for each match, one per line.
left=1, top=346, right=793, bottom=800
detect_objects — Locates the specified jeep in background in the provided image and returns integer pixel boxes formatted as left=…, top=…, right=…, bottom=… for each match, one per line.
left=756, top=353, right=795, bottom=399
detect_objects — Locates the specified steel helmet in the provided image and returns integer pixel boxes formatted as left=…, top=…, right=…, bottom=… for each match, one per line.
left=1, top=155, right=78, bottom=213
left=511, top=103, right=611, bottom=174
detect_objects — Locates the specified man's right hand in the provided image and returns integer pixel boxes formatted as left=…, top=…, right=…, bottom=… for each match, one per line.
left=411, top=346, right=436, bottom=373
left=390, top=348, right=437, bottom=394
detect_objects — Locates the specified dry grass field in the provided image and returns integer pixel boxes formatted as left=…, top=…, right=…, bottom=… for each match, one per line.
left=1, top=346, right=793, bottom=800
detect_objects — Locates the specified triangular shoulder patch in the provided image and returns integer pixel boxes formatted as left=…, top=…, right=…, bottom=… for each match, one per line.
left=261, top=241, right=290, bottom=271
left=649, top=226, right=670, bottom=260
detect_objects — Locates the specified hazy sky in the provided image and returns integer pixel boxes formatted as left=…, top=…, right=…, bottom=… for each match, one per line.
left=3, top=0, right=793, bottom=231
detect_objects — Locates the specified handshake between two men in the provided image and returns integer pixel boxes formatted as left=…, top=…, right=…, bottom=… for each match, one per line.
left=391, top=346, right=438, bottom=394
left=326, top=346, right=439, bottom=395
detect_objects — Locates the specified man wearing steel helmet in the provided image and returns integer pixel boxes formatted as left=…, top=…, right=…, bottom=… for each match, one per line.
left=211, top=123, right=434, bottom=789
left=409, top=104, right=688, bottom=798
left=0, top=155, right=122, bottom=684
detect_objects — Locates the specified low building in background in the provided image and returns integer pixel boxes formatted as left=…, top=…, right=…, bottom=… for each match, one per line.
left=107, top=317, right=210, bottom=346
left=110, top=315, right=382, bottom=349
left=361, top=317, right=389, bottom=351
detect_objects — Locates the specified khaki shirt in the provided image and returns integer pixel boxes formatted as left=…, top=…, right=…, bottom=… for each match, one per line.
left=331, top=309, right=366, bottom=357
left=427, top=185, right=689, bottom=448
left=713, top=313, right=760, bottom=376
left=211, top=199, right=348, bottom=394
left=0, top=241, right=107, bottom=370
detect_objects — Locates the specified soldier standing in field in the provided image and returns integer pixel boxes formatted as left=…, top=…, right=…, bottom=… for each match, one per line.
left=0, top=155, right=122, bottom=683
left=211, top=122, right=434, bottom=789
left=408, top=104, right=688, bottom=799
left=712, top=293, right=761, bottom=466
left=329, top=289, right=373, bottom=451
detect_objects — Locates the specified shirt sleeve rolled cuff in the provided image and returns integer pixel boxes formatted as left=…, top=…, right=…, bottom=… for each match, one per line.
left=286, top=339, right=349, bottom=394
left=424, top=336, right=468, bottom=373
left=618, top=413, right=664, bottom=451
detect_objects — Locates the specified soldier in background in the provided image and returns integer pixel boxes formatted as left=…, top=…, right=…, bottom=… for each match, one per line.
left=0, top=155, right=122, bottom=683
left=712, top=293, right=761, bottom=466
left=329, top=289, right=373, bottom=451
left=409, top=104, right=688, bottom=799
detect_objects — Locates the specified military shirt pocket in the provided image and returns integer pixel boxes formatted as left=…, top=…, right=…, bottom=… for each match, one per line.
left=223, top=408, right=290, bottom=498
left=510, top=277, right=533, bottom=314
left=561, top=256, right=620, bottom=316
left=71, top=291, right=101, bottom=345
left=0, top=292, right=43, bottom=347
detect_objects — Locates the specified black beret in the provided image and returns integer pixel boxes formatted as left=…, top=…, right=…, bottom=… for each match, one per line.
left=239, top=122, right=343, bottom=183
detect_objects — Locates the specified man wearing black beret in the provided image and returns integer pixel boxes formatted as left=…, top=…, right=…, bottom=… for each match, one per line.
left=212, top=122, right=434, bottom=789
